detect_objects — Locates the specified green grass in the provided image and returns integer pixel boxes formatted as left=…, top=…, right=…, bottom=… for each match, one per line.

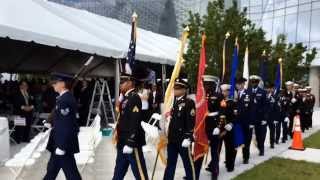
left=233, top=157, right=320, bottom=180
left=304, top=130, right=320, bottom=149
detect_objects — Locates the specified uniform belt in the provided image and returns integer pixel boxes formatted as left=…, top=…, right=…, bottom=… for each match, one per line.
left=207, top=112, right=219, bottom=117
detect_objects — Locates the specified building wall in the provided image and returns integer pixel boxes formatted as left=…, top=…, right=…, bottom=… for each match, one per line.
left=239, top=0, right=320, bottom=106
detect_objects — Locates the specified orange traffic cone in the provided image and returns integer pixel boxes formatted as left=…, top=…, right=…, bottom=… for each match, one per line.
left=289, top=115, right=305, bottom=151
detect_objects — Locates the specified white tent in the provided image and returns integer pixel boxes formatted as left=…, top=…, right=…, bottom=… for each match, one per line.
left=0, top=0, right=180, bottom=69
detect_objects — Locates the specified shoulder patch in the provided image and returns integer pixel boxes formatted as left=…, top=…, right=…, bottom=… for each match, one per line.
left=132, top=106, right=139, bottom=113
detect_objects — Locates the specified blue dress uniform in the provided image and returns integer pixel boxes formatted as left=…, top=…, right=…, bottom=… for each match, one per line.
left=44, top=74, right=81, bottom=180
left=112, top=74, right=148, bottom=180
left=265, top=83, right=279, bottom=148
left=287, top=90, right=301, bottom=138
left=305, top=87, right=315, bottom=129
left=248, top=76, right=267, bottom=156
left=164, top=78, right=196, bottom=180
left=219, top=84, right=238, bottom=172
left=236, top=78, right=253, bottom=164
left=277, top=90, right=290, bottom=143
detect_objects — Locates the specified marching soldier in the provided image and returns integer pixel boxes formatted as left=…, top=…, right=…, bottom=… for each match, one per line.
left=164, top=78, right=196, bottom=180
left=194, top=75, right=222, bottom=180
left=112, top=72, right=149, bottom=180
left=44, top=73, right=81, bottom=180
left=236, top=77, right=253, bottom=164
left=265, top=82, right=279, bottom=149
left=219, top=84, right=237, bottom=172
left=286, top=82, right=301, bottom=138
left=306, top=86, right=315, bottom=129
left=248, top=75, right=267, bottom=156
left=299, top=88, right=308, bottom=132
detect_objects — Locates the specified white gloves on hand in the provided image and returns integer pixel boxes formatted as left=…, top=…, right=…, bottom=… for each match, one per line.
left=261, top=121, right=267, bottom=125
left=224, top=123, right=233, bottom=131
left=181, top=139, right=191, bottom=148
left=284, top=117, right=290, bottom=123
left=249, top=125, right=255, bottom=129
left=44, top=123, right=52, bottom=128
left=123, top=145, right=133, bottom=154
left=212, top=128, right=220, bottom=135
left=273, top=121, right=278, bottom=124
left=291, top=98, right=297, bottom=103
left=55, top=148, right=65, bottom=156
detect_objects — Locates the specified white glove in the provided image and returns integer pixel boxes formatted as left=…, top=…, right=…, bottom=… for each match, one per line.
left=224, top=123, right=233, bottom=131
left=212, top=128, right=220, bottom=135
left=55, top=148, right=65, bottom=156
left=273, top=121, right=278, bottom=124
left=249, top=125, right=255, bottom=129
left=261, top=121, right=267, bottom=125
left=123, top=145, right=133, bottom=154
left=284, top=117, right=290, bottom=123
left=181, top=139, right=191, bottom=148
left=44, top=123, right=52, bottom=128
left=291, top=98, right=297, bottom=103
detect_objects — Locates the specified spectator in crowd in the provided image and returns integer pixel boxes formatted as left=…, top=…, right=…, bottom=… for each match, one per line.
left=78, top=80, right=92, bottom=126
left=138, top=82, right=150, bottom=123
left=148, top=83, right=162, bottom=114
left=13, top=81, right=34, bottom=143
left=42, top=83, right=58, bottom=113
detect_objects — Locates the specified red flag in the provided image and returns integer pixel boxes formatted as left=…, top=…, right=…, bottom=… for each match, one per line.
left=193, top=34, right=209, bottom=160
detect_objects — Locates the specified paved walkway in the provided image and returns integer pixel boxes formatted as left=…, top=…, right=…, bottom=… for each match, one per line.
left=1, top=110, right=319, bottom=180
left=279, top=148, right=320, bottom=164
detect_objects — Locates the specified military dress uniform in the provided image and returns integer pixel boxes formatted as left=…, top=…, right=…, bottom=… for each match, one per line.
left=219, top=84, right=238, bottom=172
left=248, top=76, right=267, bottom=156
left=277, top=91, right=290, bottom=143
left=44, top=74, right=81, bottom=180
left=235, top=77, right=253, bottom=164
left=305, top=87, right=315, bottom=129
left=265, top=87, right=279, bottom=148
left=112, top=84, right=148, bottom=180
left=287, top=90, right=301, bottom=137
left=164, top=78, right=196, bottom=180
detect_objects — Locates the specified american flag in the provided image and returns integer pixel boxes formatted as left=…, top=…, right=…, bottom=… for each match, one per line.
left=125, top=12, right=137, bottom=75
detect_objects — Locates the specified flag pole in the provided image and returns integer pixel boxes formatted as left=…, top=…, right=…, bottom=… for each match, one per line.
left=222, top=32, right=230, bottom=83
left=151, top=27, right=190, bottom=179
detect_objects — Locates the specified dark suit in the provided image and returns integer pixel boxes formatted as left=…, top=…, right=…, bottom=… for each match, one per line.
left=13, top=90, right=34, bottom=143
left=44, top=91, right=81, bottom=180
left=78, top=87, right=91, bottom=126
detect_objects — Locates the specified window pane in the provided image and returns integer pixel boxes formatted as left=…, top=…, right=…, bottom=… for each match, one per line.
left=312, top=1, right=320, bottom=10
left=287, top=0, right=299, bottom=6
left=286, top=6, right=298, bottom=15
left=275, top=9, right=285, bottom=17
left=262, top=18, right=273, bottom=40
left=310, top=10, right=320, bottom=41
left=299, top=3, right=311, bottom=12
left=285, top=13, right=298, bottom=43
left=250, top=0, right=262, bottom=6
left=297, top=12, right=311, bottom=43
left=273, top=16, right=285, bottom=43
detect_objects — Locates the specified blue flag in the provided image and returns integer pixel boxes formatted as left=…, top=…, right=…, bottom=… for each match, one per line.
left=229, top=45, right=239, bottom=99
left=274, top=63, right=281, bottom=93
left=259, top=56, right=267, bottom=83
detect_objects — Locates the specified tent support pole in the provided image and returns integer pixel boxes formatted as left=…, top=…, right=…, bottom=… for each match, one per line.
left=161, top=64, right=166, bottom=98
left=115, top=59, right=120, bottom=112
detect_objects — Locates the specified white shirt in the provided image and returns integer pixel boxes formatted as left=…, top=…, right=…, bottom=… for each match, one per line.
left=139, top=89, right=149, bottom=110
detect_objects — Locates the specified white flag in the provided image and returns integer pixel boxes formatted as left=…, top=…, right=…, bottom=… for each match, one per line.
left=243, top=46, right=249, bottom=88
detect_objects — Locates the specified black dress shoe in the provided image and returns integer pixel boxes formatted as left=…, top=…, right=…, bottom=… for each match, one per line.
left=271, top=144, right=275, bottom=149
left=275, top=140, right=279, bottom=144
left=282, top=140, right=286, bottom=143
left=205, top=167, right=212, bottom=173
left=227, top=168, right=234, bottom=172
left=259, top=152, right=264, bottom=156
left=243, top=159, right=249, bottom=164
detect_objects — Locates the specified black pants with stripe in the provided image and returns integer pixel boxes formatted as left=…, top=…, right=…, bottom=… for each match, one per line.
left=164, top=143, right=195, bottom=180
left=112, top=146, right=149, bottom=180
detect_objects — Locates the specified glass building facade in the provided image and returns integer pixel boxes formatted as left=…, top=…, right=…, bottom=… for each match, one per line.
left=238, top=0, right=320, bottom=57
left=49, top=0, right=208, bottom=38
left=238, top=0, right=320, bottom=105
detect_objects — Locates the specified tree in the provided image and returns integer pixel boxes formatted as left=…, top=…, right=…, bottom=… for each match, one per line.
left=184, top=0, right=317, bottom=89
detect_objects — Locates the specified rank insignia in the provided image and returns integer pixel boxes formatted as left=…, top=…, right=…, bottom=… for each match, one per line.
left=190, top=109, right=195, bottom=116
left=133, top=106, right=139, bottom=112
left=60, top=108, right=70, bottom=116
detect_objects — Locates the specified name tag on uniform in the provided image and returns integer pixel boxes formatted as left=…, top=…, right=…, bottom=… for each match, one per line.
left=256, top=93, right=262, bottom=97
left=14, top=116, right=26, bottom=126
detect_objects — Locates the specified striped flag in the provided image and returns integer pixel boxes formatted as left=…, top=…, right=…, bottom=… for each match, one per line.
left=124, top=12, right=138, bottom=75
